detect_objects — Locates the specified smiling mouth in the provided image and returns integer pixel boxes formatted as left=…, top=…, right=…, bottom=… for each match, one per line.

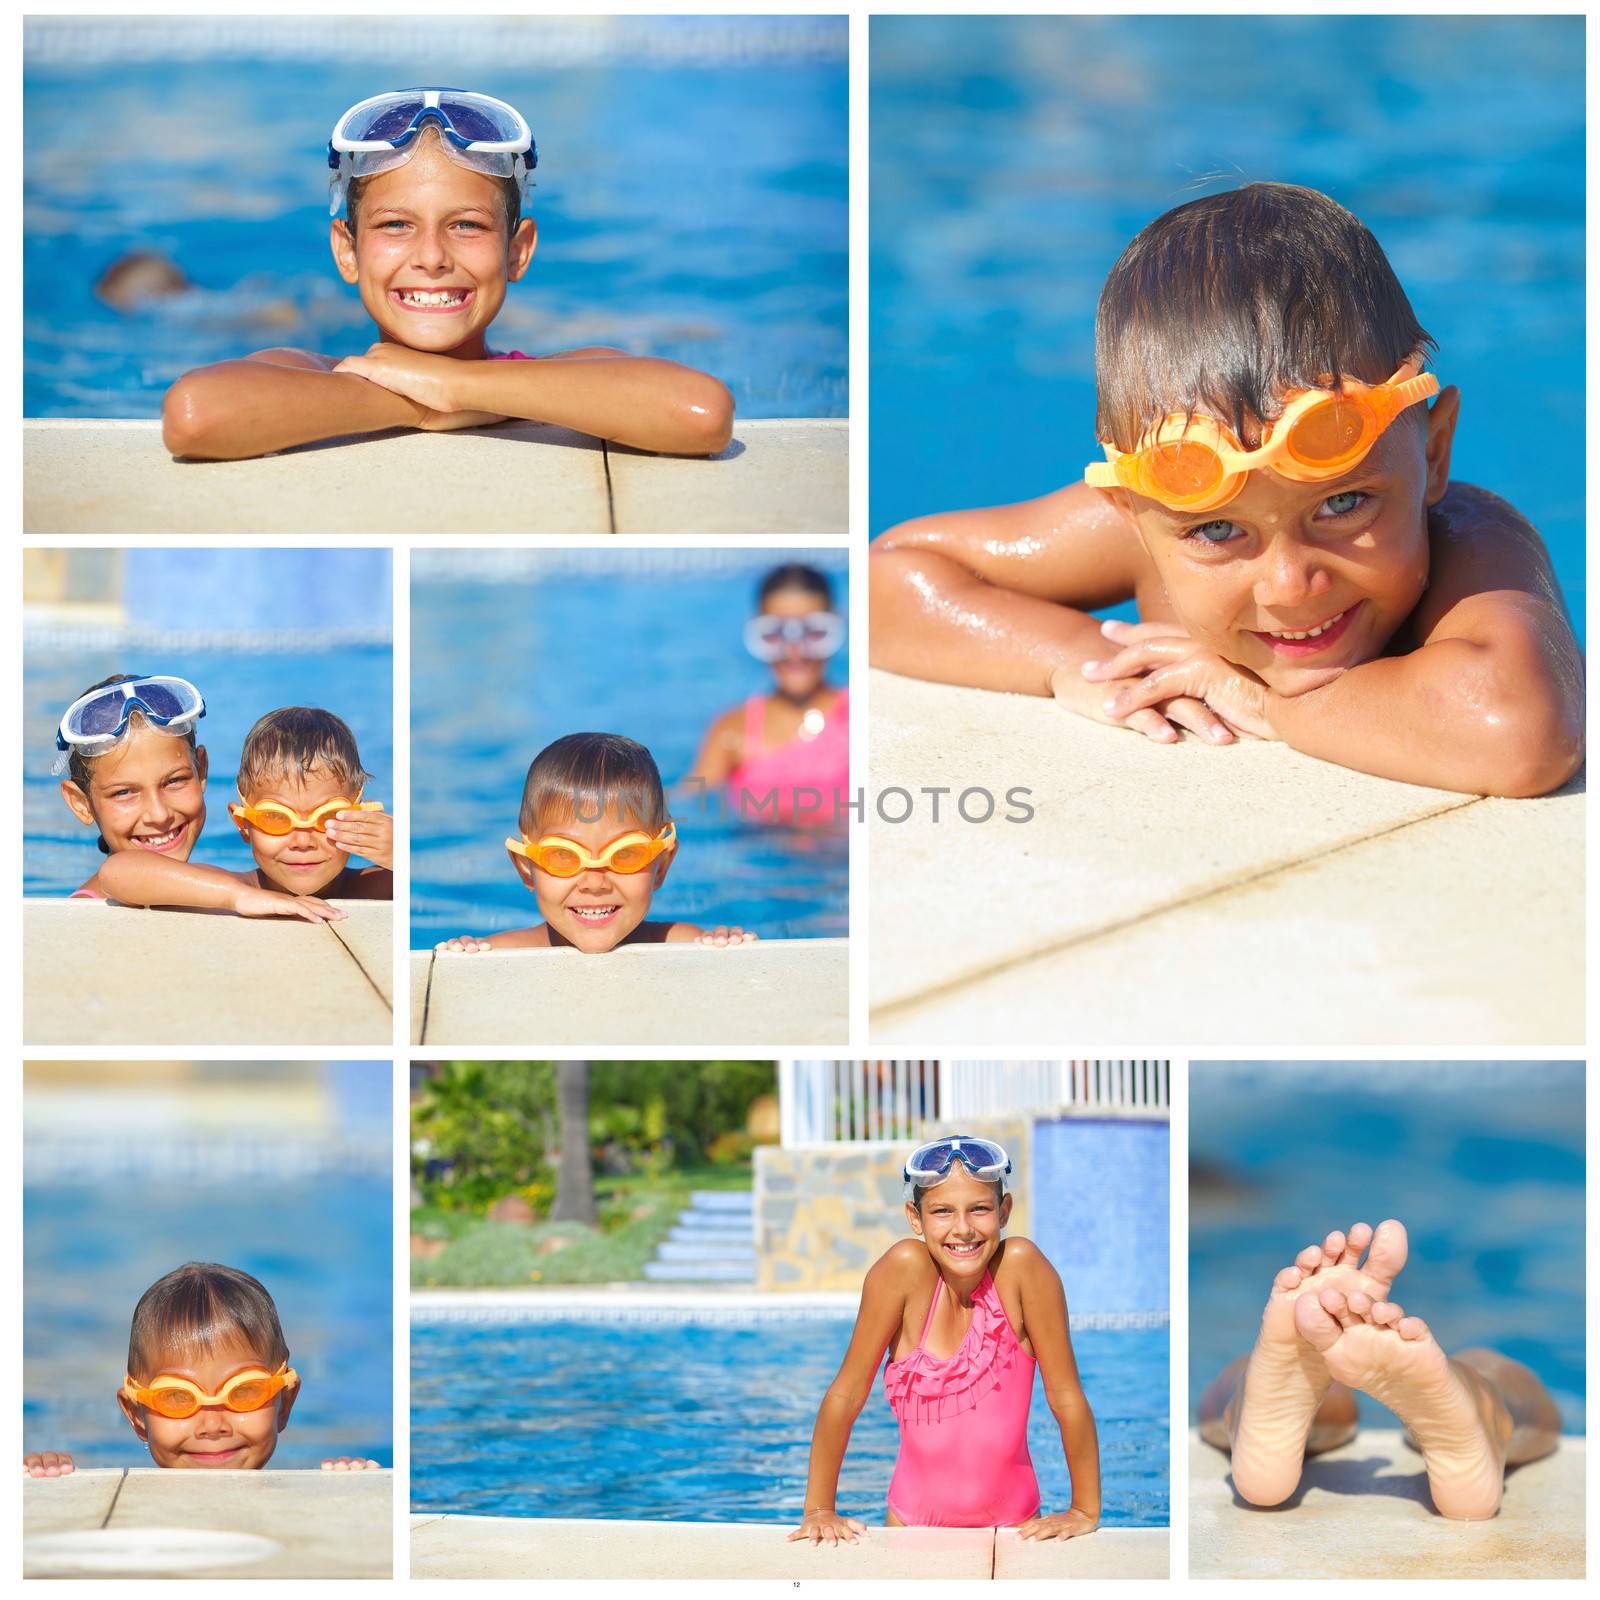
left=131, top=825, right=186, bottom=853
left=944, top=1241, right=984, bottom=1258
left=183, top=1447, right=244, bottom=1466
left=392, top=287, right=473, bottom=311
left=1250, top=604, right=1358, bottom=656
left=568, top=905, right=622, bottom=925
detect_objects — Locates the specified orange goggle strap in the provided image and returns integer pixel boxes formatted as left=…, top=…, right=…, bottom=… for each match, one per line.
left=123, top=1362, right=299, bottom=1418
left=1085, top=357, right=1439, bottom=510
left=229, top=798, right=383, bottom=838
left=505, top=821, right=677, bottom=876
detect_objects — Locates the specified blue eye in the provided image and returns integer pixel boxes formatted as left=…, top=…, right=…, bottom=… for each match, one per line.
left=1187, top=520, right=1241, bottom=545
left=1322, top=490, right=1367, bottom=516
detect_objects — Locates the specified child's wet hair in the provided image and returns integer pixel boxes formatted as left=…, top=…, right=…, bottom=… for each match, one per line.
left=127, top=1262, right=288, bottom=1380
left=65, top=673, right=203, bottom=853
left=236, top=707, right=370, bottom=800
left=758, top=562, right=834, bottom=609
left=344, top=123, right=521, bottom=237
left=1095, top=182, right=1434, bottom=453
left=520, top=732, right=668, bottom=836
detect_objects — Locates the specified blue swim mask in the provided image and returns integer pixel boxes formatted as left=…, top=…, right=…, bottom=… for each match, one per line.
left=54, top=675, right=206, bottom=774
left=328, top=88, right=537, bottom=218
left=904, top=1135, right=1012, bottom=1188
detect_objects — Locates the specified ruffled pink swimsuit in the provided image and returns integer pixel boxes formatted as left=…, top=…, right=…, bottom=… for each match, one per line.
left=882, top=1269, right=1040, bottom=1527
left=726, top=689, right=849, bottom=827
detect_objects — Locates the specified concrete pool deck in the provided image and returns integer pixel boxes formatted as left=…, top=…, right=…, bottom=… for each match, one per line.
left=24, top=1468, right=392, bottom=1578
left=410, top=937, right=848, bottom=1045
left=870, top=669, right=1583, bottom=1045
left=1189, top=1429, right=1584, bottom=1578
left=23, top=417, right=847, bottom=535
left=23, top=898, right=393, bottom=1046
left=409, top=1515, right=1168, bottom=1579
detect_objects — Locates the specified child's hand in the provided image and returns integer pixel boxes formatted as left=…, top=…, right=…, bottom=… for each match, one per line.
left=1017, top=1507, right=1099, bottom=1541
left=694, top=926, right=759, bottom=947
left=786, top=1510, right=865, bottom=1546
left=334, top=344, right=465, bottom=414
left=233, top=887, right=348, bottom=922
left=326, top=807, right=393, bottom=870
left=23, top=1451, right=75, bottom=1478
left=320, top=1456, right=382, bottom=1472
left=416, top=406, right=510, bottom=432
left=436, top=935, right=495, bottom=954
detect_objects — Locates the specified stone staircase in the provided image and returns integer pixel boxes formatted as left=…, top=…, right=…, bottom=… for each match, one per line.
left=642, top=1190, right=754, bottom=1283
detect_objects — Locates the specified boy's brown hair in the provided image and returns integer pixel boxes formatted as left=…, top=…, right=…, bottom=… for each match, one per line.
left=236, top=707, right=369, bottom=799
left=519, top=732, right=668, bottom=836
left=127, top=1262, right=289, bottom=1379
left=1094, top=182, right=1433, bottom=453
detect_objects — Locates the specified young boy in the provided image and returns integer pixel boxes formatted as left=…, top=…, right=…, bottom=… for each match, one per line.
left=436, top=731, right=756, bottom=954
left=870, top=183, right=1583, bottom=798
left=24, top=1261, right=379, bottom=1474
left=161, top=90, right=734, bottom=461
left=98, top=707, right=392, bottom=920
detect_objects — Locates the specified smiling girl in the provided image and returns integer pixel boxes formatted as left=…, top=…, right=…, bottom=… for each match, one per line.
left=870, top=183, right=1583, bottom=798
left=788, top=1136, right=1101, bottom=1544
left=161, top=89, right=733, bottom=461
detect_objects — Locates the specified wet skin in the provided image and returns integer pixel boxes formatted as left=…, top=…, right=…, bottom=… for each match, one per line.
left=242, top=769, right=377, bottom=897
left=59, top=726, right=208, bottom=868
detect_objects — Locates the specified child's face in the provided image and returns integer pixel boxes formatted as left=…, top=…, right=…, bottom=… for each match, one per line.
left=118, top=1334, right=294, bottom=1470
left=1120, top=393, right=1458, bottom=695
left=905, top=1164, right=1011, bottom=1278
left=761, top=587, right=830, bottom=699
left=59, top=728, right=207, bottom=859
left=243, top=767, right=362, bottom=896
left=511, top=803, right=673, bottom=953
left=330, top=135, right=537, bottom=354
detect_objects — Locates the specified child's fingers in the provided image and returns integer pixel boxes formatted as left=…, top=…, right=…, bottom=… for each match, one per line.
left=1080, top=638, right=1194, bottom=681
left=1164, top=697, right=1235, bottom=745
left=1117, top=706, right=1179, bottom=743
left=291, top=898, right=346, bottom=923
left=1100, top=617, right=1191, bottom=643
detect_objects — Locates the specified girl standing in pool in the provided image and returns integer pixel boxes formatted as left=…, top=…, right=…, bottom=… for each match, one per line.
left=789, top=1136, right=1100, bottom=1543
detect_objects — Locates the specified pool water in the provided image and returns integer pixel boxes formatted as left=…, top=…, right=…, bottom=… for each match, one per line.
left=1189, top=1062, right=1586, bottom=1432
left=24, top=16, right=846, bottom=420
left=24, top=641, right=392, bottom=896
left=870, top=16, right=1584, bottom=640
left=411, top=553, right=849, bottom=944
left=411, top=1320, right=1167, bottom=1526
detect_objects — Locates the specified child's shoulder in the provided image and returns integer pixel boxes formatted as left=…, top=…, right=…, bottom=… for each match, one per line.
left=873, top=1237, right=936, bottom=1281
left=994, top=1235, right=1056, bottom=1280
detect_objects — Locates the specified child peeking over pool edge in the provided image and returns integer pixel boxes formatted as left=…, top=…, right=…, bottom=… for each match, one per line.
left=436, top=731, right=758, bottom=955
left=161, top=88, right=734, bottom=462
left=870, top=182, right=1584, bottom=798
left=23, top=1261, right=379, bottom=1475
left=97, top=707, right=393, bottom=920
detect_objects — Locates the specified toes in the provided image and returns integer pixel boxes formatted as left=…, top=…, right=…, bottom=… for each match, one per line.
left=1346, top=1290, right=1373, bottom=1317
left=1293, top=1288, right=1343, bottom=1353
left=1318, top=1285, right=1348, bottom=1317
left=1322, top=1229, right=1347, bottom=1263
left=1341, top=1223, right=1372, bottom=1264
left=1364, top=1219, right=1408, bottom=1284
left=1273, top=1266, right=1304, bottom=1292
left=1396, top=1316, right=1429, bottom=1341
left=1371, top=1300, right=1403, bottom=1326
left=1296, top=1244, right=1324, bottom=1272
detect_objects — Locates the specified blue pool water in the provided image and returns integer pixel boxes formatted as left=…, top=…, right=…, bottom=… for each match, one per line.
left=412, top=1319, right=1167, bottom=1526
left=1189, top=1062, right=1586, bottom=1432
left=25, top=1064, right=393, bottom=1467
left=411, top=552, right=849, bottom=944
left=871, top=16, right=1584, bottom=640
left=24, top=638, right=392, bottom=896
left=24, top=16, right=846, bottom=420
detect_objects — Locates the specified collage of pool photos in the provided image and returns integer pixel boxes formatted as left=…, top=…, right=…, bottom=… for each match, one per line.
left=15, top=3, right=1591, bottom=1593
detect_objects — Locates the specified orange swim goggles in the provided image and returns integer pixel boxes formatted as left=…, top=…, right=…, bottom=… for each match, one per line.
left=1084, top=355, right=1440, bottom=513
left=505, top=822, right=677, bottom=877
left=122, top=1362, right=298, bottom=1420
left=229, top=798, right=384, bottom=838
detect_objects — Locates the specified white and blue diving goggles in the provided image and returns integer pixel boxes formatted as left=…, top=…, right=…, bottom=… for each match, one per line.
left=903, top=1136, right=1012, bottom=1189
left=328, top=88, right=537, bottom=218
left=55, top=675, right=206, bottom=772
left=743, top=610, right=845, bottom=663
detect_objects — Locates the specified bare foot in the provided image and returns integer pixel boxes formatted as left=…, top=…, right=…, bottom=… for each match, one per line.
left=1295, top=1285, right=1510, bottom=1520
left=1227, top=1220, right=1408, bottom=1506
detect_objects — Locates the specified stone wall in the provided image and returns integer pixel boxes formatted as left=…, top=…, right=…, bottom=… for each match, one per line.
left=753, top=1117, right=1031, bottom=1292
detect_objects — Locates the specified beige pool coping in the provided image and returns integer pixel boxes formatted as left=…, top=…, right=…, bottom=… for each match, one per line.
left=23, top=416, right=847, bottom=535
left=24, top=1468, right=393, bottom=1578
left=23, top=898, right=393, bottom=1046
left=411, top=937, right=849, bottom=1046
left=408, top=1514, right=1168, bottom=1579
left=1189, top=1429, right=1584, bottom=1578
left=869, top=669, right=1583, bottom=1045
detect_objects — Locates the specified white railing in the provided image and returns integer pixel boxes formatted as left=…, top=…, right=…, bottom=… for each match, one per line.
left=779, top=1060, right=1168, bottom=1145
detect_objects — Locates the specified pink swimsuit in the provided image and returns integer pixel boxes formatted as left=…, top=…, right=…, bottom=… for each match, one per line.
left=883, top=1270, right=1040, bottom=1527
left=726, top=689, right=849, bottom=827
